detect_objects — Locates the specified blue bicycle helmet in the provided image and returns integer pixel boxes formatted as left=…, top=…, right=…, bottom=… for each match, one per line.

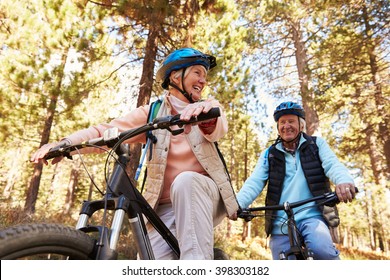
left=156, top=48, right=217, bottom=89
left=273, top=101, right=305, bottom=121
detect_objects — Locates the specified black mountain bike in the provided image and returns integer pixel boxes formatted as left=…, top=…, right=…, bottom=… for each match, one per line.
left=238, top=189, right=357, bottom=260
left=0, top=108, right=229, bottom=260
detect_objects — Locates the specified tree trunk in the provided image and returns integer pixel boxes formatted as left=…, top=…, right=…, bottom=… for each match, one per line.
left=183, top=0, right=200, bottom=47
left=230, top=105, right=235, bottom=184
left=24, top=52, right=67, bottom=214
left=63, top=166, right=79, bottom=215
left=24, top=95, right=58, bottom=214
left=365, top=126, right=383, bottom=184
left=365, top=190, right=376, bottom=250
left=362, top=3, right=390, bottom=180
left=127, top=24, right=161, bottom=180
left=226, top=219, right=231, bottom=238
left=290, top=20, right=319, bottom=135
left=242, top=222, right=248, bottom=242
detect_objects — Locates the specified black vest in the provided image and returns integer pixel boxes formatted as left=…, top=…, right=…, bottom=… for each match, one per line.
left=265, top=133, right=339, bottom=236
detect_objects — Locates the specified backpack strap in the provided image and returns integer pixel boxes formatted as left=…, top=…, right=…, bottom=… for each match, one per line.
left=135, top=99, right=162, bottom=182
left=214, top=142, right=232, bottom=182
left=145, top=99, right=162, bottom=150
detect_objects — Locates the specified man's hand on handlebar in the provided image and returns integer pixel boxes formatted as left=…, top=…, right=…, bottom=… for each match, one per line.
left=335, top=183, right=357, bottom=203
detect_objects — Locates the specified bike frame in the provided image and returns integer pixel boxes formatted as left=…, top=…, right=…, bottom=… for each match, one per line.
left=74, top=143, right=179, bottom=260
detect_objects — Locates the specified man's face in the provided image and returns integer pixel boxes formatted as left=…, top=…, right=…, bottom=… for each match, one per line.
left=277, top=114, right=300, bottom=142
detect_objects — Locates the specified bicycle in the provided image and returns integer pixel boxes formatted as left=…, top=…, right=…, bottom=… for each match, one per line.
left=0, top=108, right=229, bottom=260
left=237, top=189, right=358, bottom=260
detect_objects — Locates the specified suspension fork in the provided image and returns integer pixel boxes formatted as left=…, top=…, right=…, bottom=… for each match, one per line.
left=284, top=202, right=300, bottom=249
left=76, top=193, right=155, bottom=260
left=279, top=202, right=306, bottom=260
left=75, top=197, right=122, bottom=260
left=106, top=143, right=179, bottom=259
left=126, top=199, right=155, bottom=260
left=74, top=143, right=153, bottom=259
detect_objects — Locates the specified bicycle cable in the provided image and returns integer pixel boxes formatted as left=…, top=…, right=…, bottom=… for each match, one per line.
left=73, top=146, right=110, bottom=196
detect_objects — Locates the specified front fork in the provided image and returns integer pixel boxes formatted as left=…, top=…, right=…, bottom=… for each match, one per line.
left=75, top=195, right=155, bottom=260
left=279, top=202, right=314, bottom=260
left=75, top=196, right=128, bottom=251
left=75, top=143, right=155, bottom=259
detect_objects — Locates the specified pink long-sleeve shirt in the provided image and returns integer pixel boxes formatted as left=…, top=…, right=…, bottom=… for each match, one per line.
left=64, top=96, right=228, bottom=204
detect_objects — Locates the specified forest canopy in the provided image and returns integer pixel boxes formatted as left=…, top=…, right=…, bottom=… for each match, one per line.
left=0, top=0, right=389, bottom=259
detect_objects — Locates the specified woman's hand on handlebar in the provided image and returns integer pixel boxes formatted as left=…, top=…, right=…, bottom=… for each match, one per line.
left=180, top=98, right=215, bottom=121
left=228, top=206, right=244, bottom=221
left=180, top=98, right=217, bottom=134
left=30, top=140, right=68, bottom=165
left=229, top=212, right=238, bottom=221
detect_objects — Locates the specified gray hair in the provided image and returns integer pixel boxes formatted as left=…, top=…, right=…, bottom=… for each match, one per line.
left=300, top=117, right=307, bottom=133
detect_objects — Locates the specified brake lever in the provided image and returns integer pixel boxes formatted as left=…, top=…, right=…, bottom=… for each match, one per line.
left=44, top=143, right=72, bottom=160
left=152, top=115, right=175, bottom=129
left=322, top=192, right=339, bottom=207
left=153, top=114, right=185, bottom=135
left=168, top=127, right=184, bottom=135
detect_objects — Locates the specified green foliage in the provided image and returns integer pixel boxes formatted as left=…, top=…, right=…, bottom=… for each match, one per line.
left=0, top=0, right=388, bottom=257
left=0, top=0, right=123, bottom=214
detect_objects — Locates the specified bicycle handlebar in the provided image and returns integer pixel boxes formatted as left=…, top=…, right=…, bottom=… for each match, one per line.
left=44, top=107, right=221, bottom=160
left=238, top=187, right=359, bottom=222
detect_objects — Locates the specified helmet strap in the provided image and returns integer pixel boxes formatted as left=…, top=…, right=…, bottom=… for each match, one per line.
left=168, top=67, right=194, bottom=103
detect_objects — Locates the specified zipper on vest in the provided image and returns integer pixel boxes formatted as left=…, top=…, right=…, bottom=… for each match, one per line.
left=284, top=148, right=297, bottom=170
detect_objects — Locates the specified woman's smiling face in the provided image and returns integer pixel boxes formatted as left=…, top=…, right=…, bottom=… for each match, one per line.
left=182, top=65, right=207, bottom=102
left=170, top=65, right=207, bottom=102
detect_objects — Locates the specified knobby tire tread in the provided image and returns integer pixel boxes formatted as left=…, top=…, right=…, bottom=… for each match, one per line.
left=0, top=223, right=96, bottom=260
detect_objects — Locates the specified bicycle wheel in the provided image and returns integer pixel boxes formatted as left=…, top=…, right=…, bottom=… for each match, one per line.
left=213, top=247, right=230, bottom=260
left=0, top=223, right=96, bottom=260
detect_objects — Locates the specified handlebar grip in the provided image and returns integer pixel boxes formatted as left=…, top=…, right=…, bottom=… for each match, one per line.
left=196, top=107, right=220, bottom=122
left=188, top=107, right=220, bottom=123
left=44, top=143, right=71, bottom=160
left=167, top=107, right=221, bottom=127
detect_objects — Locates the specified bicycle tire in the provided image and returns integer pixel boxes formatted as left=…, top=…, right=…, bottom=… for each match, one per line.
left=0, top=223, right=96, bottom=260
left=213, top=247, right=230, bottom=260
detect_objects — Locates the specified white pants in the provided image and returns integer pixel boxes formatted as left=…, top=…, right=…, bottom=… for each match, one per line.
left=148, top=171, right=226, bottom=260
